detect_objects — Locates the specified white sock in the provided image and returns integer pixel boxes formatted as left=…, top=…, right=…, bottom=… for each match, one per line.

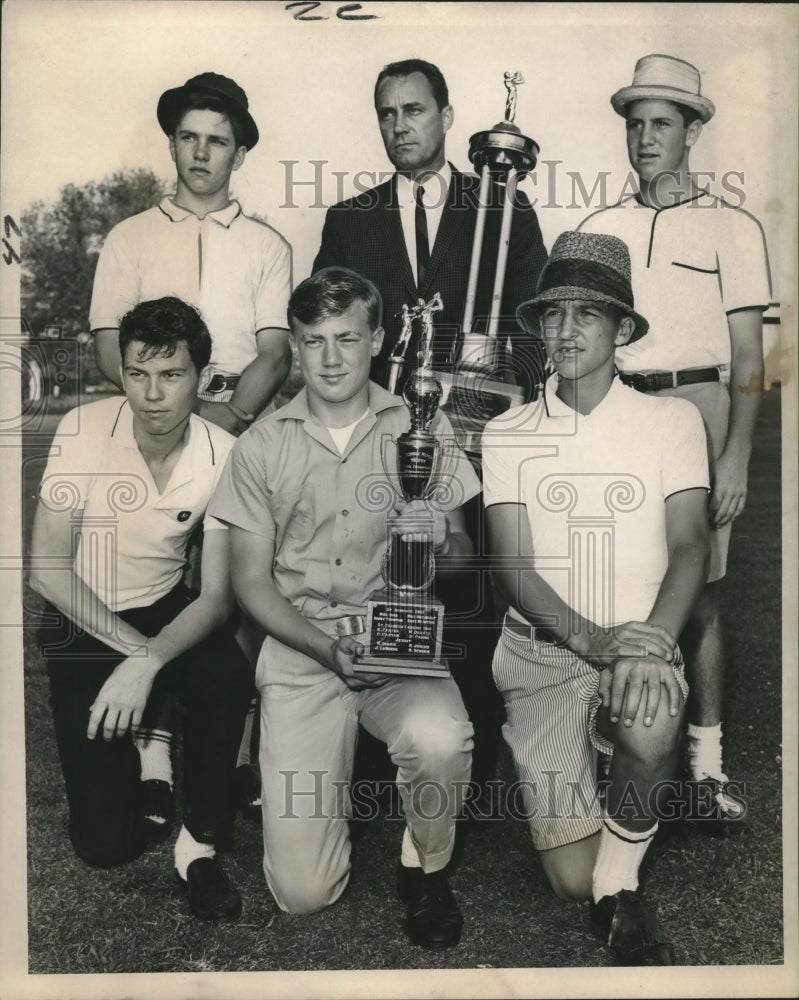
left=686, top=723, right=744, bottom=816
left=686, top=722, right=726, bottom=781
left=174, top=824, right=215, bottom=881
left=133, top=728, right=173, bottom=786
left=400, top=826, right=422, bottom=869
left=236, top=699, right=257, bottom=769
left=592, top=816, right=657, bottom=903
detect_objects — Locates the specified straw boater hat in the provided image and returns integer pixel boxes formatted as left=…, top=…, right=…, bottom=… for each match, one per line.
left=610, top=54, right=715, bottom=124
left=157, top=72, right=260, bottom=150
left=516, top=231, right=649, bottom=343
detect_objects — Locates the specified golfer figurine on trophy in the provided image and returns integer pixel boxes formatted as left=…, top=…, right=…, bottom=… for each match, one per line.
left=354, top=293, right=456, bottom=677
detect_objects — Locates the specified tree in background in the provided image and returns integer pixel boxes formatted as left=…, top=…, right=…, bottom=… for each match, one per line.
left=21, top=169, right=168, bottom=395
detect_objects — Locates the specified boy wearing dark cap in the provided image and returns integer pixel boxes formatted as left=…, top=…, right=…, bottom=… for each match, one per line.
left=578, top=55, right=771, bottom=832
left=90, top=72, right=292, bottom=435
left=89, top=72, right=292, bottom=821
left=482, top=231, right=712, bottom=964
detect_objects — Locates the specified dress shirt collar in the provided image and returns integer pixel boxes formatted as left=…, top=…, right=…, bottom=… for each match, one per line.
left=395, top=162, right=453, bottom=209
left=276, top=382, right=406, bottom=458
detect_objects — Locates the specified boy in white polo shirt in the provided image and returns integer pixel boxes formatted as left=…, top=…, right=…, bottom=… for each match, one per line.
left=578, top=55, right=771, bottom=831
left=31, top=297, right=250, bottom=921
left=482, top=232, right=711, bottom=965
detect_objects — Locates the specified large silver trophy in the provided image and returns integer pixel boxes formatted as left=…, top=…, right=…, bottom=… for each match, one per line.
left=442, top=72, right=541, bottom=454
left=461, top=70, right=539, bottom=364
left=354, top=294, right=456, bottom=677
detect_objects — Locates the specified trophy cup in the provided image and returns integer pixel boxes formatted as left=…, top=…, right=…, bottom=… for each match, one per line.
left=354, top=294, right=456, bottom=677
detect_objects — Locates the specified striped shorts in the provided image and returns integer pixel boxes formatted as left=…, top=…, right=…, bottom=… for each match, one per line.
left=492, top=620, right=688, bottom=851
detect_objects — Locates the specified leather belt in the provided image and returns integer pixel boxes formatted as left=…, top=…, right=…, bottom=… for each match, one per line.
left=503, top=613, right=562, bottom=646
left=204, top=373, right=242, bottom=394
left=620, top=367, right=720, bottom=393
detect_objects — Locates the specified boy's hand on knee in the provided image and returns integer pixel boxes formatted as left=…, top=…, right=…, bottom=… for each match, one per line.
left=581, top=621, right=675, bottom=665
left=324, top=636, right=389, bottom=691
left=600, top=654, right=682, bottom=729
left=87, top=651, right=163, bottom=741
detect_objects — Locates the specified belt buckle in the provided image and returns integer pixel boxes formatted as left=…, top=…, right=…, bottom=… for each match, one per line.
left=205, top=374, right=228, bottom=393
left=626, top=372, right=649, bottom=393
left=671, top=371, right=679, bottom=389
left=334, top=615, right=364, bottom=637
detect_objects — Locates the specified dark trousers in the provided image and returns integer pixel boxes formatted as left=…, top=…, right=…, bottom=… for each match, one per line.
left=38, top=585, right=251, bottom=868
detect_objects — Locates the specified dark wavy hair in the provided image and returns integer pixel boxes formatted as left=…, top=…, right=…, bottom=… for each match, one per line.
left=288, top=268, right=383, bottom=332
left=374, top=59, right=449, bottom=110
left=119, top=297, right=212, bottom=373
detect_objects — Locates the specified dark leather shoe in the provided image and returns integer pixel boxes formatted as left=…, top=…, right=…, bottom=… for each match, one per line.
left=683, top=775, right=747, bottom=838
left=397, top=864, right=463, bottom=949
left=141, top=779, right=173, bottom=842
left=179, top=857, right=242, bottom=921
left=234, top=764, right=262, bottom=823
left=590, top=889, right=675, bottom=965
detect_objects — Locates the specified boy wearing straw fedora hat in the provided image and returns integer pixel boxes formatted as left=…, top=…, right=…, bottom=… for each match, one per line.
left=579, top=54, right=771, bottom=835
left=482, top=231, right=712, bottom=964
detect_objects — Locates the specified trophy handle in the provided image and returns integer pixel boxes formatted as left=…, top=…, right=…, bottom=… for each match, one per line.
left=426, top=439, right=462, bottom=507
left=380, top=434, right=404, bottom=502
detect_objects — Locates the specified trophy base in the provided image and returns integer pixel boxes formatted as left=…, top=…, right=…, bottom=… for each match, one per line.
left=352, top=588, right=447, bottom=677
left=353, top=655, right=451, bottom=678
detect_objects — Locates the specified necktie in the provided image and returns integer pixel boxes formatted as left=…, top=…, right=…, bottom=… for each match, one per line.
left=414, top=184, right=430, bottom=288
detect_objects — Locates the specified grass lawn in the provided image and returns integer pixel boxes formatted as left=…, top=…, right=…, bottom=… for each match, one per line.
left=21, top=388, right=785, bottom=973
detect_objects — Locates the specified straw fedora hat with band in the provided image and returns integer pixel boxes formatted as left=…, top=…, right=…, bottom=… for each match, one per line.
left=516, top=231, right=649, bottom=343
left=610, top=54, right=715, bottom=124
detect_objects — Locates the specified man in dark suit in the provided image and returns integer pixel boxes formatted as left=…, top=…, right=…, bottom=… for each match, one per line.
left=313, top=59, right=549, bottom=801
left=313, top=58, right=548, bottom=400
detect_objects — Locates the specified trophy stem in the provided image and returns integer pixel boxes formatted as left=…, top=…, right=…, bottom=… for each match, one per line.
left=487, top=166, right=518, bottom=339
left=462, top=162, right=492, bottom=337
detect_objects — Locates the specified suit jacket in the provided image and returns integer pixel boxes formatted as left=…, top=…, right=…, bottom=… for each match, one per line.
left=313, top=165, right=548, bottom=399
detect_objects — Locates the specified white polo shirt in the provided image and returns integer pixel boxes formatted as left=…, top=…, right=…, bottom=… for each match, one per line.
left=89, top=197, right=292, bottom=377
left=39, top=397, right=235, bottom=611
left=578, top=192, right=771, bottom=372
left=481, top=375, right=709, bottom=626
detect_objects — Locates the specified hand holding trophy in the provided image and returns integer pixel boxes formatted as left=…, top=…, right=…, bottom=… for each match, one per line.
left=354, top=294, right=458, bottom=677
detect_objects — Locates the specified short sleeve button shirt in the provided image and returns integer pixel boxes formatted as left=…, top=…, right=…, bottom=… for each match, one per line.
left=39, top=397, right=235, bottom=611
left=579, top=192, right=771, bottom=371
left=89, top=197, right=292, bottom=376
left=481, top=376, right=709, bottom=626
left=209, top=382, right=482, bottom=621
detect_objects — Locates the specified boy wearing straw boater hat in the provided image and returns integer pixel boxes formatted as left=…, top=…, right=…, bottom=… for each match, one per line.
left=482, top=231, right=713, bottom=964
left=579, top=54, right=771, bottom=835
left=89, top=72, right=292, bottom=833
